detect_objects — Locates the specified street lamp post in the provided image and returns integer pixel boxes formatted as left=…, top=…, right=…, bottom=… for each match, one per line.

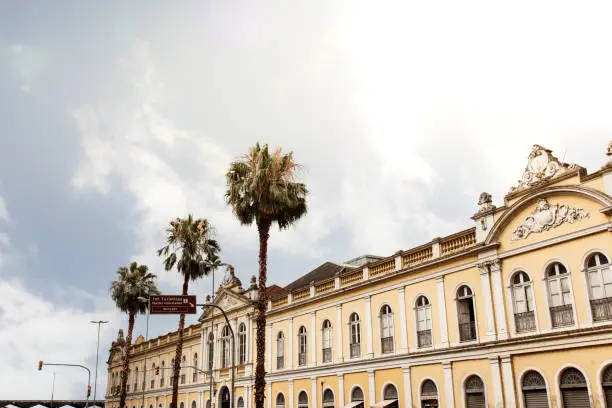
left=38, top=362, right=91, bottom=408
left=137, top=295, right=151, bottom=408
left=90, top=320, right=109, bottom=401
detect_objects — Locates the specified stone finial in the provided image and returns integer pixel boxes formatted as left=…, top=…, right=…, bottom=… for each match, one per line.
left=116, top=329, right=125, bottom=344
left=477, top=192, right=494, bottom=213
left=249, top=275, right=257, bottom=288
left=607, top=141, right=612, bottom=162
left=205, top=294, right=211, bottom=302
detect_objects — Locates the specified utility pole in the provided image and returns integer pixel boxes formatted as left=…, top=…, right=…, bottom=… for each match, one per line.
left=91, top=320, right=109, bottom=401
left=51, top=372, right=56, bottom=408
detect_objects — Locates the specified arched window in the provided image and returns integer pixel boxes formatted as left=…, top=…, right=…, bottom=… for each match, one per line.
left=160, top=361, right=165, bottom=387
left=457, top=286, right=477, bottom=342
left=351, top=387, right=364, bottom=404
left=151, top=363, right=156, bottom=389
left=415, top=296, right=432, bottom=348
left=546, top=262, right=574, bottom=327
left=276, top=393, right=286, bottom=408
left=464, top=375, right=485, bottom=408
left=383, top=384, right=398, bottom=401
left=521, top=371, right=548, bottom=408
left=134, top=367, right=139, bottom=391
left=181, top=355, right=186, bottom=384
left=380, top=305, right=394, bottom=353
left=237, top=397, right=244, bottom=408
left=192, top=353, right=198, bottom=383
left=277, top=331, right=285, bottom=369
left=512, top=271, right=536, bottom=332
left=298, top=391, right=309, bottom=408
left=421, top=380, right=438, bottom=406
left=298, top=326, right=307, bottom=366
left=170, top=358, right=175, bottom=384
left=159, top=404, right=163, bottom=408
left=322, top=320, right=333, bottom=363
left=191, top=401, right=196, bottom=408
left=559, top=367, right=589, bottom=407
left=349, top=313, right=361, bottom=358
left=602, top=364, right=612, bottom=407
left=150, top=404, right=153, bottom=408
left=222, top=326, right=231, bottom=368
left=206, top=401, right=211, bottom=408
left=323, top=389, right=335, bottom=408
left=179, top=403, right=184, bottom=408
left=207, top=333, right=214, bottom=369
left=586, top=252, right=612, bottom=321
left=238, top=323, right=247, bottom=364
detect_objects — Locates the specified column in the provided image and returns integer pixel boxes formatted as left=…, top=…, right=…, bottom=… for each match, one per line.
left=246, top=385, right=251, bottom=408
left=402, top=367, right=413, bottom=408
left=232, top=317, right=239, bottom=370
left=365, top=296, right=374, bottom=358
left=247, top=315, right=253, bottom=364
left=288, top=318, right=294, bottom=369
left=213, top=323, right=219, bottom=370
left=436, top=278, right=449, bottom=348
left=267, top=324, right=273, bottom=372
left=443, top=361, right=455, bottom=408
left=336, top=305, right=344, bottom=362
left=310, top=312, right=317, bottom=366
left=490, top=356, right=504, bottom=408
left=398, top=287, right=408, bottom=353
left=490, top=260, right=509, bottom=340
left=267, top=383, right=272, bottom=408
left=338, top=374, right=345, bottom=408
left=289, top=380, right=294, bottom=408
left=500, top=356, right=517, bottom=408
left=479, top=263, right=497, bottom=341
left=368, top=370, right=376, bottom=406
left=311, top=377, right=318, bottom=408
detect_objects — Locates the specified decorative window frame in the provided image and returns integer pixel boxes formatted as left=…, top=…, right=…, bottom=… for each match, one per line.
left=238, top=322, right=247, bottom=365
left=297, top=326, right=308, bottom=366
left=541, top=258, right=579, bottom=332
left=412, top=293, right=434, bottom=351
left=460, top=372, right=488, bottom=408
left=596, top=359, right=612, bottom=406
left=580, top=248, right=612, bottom=326
left=276, top=330, right=285, bottom=371
left=275, top=392, right=286, bottom=408
left=378, top=303, right=395, bottom=354
left=349, top=385, right=365, bottom=403
left=554, top=364, right=594, bottom=408
left=417, top=377, right=440, bottom=405
left=321, top=319, right=333, bottom=365
left=379, top=381, right=399, bottom=402
left=236, top=397, right=244, bottom=408
left=296, top=389, right=309, bottom=408
left=322, top=387, right=336, bottom=408
left=506, top=268, right=541, bottom=337
left=517, top=367, right=551, bottom=408
left=347, top=311, right=362, bottom=360
left=453, top=282, right=480, bottom=346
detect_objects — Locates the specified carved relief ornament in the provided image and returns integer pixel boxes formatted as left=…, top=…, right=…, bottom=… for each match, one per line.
left=511, top=198, right=589, bottom=240
left=510, top=145, right=577, bottom=193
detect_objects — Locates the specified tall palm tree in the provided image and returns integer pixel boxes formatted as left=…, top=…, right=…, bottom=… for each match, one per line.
left=110, top=262, right=160, bottom=408
left=225, top=143, right=308, bottom=408
left=158, top=215, right=221, bottom=408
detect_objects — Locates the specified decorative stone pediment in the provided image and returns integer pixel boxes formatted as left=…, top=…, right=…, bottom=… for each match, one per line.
left=511, top=198, right=589, bottom=240
left=510, top=145, right=577, bottom=193
left=198, top=288, right=252, bottom=321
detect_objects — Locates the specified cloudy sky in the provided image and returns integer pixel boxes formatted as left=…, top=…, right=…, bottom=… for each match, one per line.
left=1, top=0, right=611, bottom=400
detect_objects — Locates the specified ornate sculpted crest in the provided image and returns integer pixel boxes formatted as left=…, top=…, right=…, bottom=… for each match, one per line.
left=511, top=198, right=589, bottom=240
left=221, top=265, right=241, bottom=288
left=477, top=192, right=494, bottom=213
left=510, top=145, right=577, bottom=193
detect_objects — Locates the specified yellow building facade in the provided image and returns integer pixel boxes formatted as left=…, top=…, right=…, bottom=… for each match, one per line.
left=107, top=144, right=612, bottom=408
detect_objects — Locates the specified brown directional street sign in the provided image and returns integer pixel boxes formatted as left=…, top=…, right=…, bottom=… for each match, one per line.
left=150, top=295, right=197, bottom=314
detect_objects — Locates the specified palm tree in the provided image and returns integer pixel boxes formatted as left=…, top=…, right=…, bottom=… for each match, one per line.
left=158, top=215, right=221, bottom=408
left=110, top=262, right=160, bottom=408
left=225, top=143, right=308, bottom=408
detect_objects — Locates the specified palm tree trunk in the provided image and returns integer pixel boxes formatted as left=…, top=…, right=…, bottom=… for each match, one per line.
left=119, top=311, right=136, bottom=408
left=171, top=274, right=190, bottom=408
left=254, top=219, right=271, bottom=408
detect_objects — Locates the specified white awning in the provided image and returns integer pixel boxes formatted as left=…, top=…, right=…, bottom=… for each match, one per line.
left=343, top=402, right=363, bottom=408
left=370, top=400, right=398, bottom=408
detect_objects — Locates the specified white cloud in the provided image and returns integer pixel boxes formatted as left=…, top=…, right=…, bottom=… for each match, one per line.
left=0, top=194, right=8, bottom=222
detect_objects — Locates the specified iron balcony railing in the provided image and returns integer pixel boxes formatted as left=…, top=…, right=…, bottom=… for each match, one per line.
left=322, top=347, right=332, bottom=363
left=550, top=304, right=574, bottom=327
left=417, top=329, right=432, bottom=348
left=298, top=352, right=307, bottom=366
left=277, top=356, right=284, bottom=369
left=350, top=343, right=361, bottom=358
left=459, top=321, right=477, bottom=342
left=381, top=336, right=394, bottom=353
left=591, top=297, right=612, bottom=322
left=514, top=310, right=536, bottom=332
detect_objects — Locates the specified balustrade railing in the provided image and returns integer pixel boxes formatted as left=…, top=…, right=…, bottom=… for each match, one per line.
left=322, top=347, right=332, bottom=363
left=381, top=336, right=394, bottom=353
left=550, top=304, right=574, bottom=327
left=298, top=352, right=307, bottom=366
left=591, top=297, right=612, bottom=322
left=459, top=321, right=477, bottom=342
left=350, top=343, right=361, bottom=358
left=276, top=356, right=284, bottom=369
left=514, top=311, right=536, bottom=332
left=417, top=329, right=432, bottom=348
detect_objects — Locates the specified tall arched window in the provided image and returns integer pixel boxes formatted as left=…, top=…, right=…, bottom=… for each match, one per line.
left=323, top=389, right=335, bottom=408
left=602, top=364, right=612, bottom=407
left=192, top=353, right=198, bottom=383
left=134, top=367, right=139, bottom=391
left=151, top=363, right=156, bottom=389
left=180, top=402, right=184, bottom=408
left=421, top=380, right=438, bottom=407
left=298, top=326, right=307, bottom=366
left=298, top=391, right=309, bottom=408
left=237, top=397, right=244, bottom=408
left=238, top=323, right=247, bottom=364
left=181, top=355, right=186, bottom=384
left=170, top=358, right=175, bottom=384
left=192, top=401, right=196, bottom=408
left=457, top=286, right=477, bottom=342
left=207, top=333, right=214, bottom=370
left=222, top=326, right=231, bottom=368
left=464, top=375, right=485, bottom=408
left=521, top=370, right=548, bottom=408
left=512, top=271, right=536, bottom=332
left=351, top=387, right=364, bottom=405
left=586, top=252, right=612, bottom=321
left=546, top=262, right=574, bottom=327
left=380, top=305, right=394, bottom=353
left=349, top=313, right=361, bottom=358
left=322, top=320, right=333, bottom=363
left=559, top=367, right=589, bottom=407
left=276, top=393, right=286, bottom=408
left=415, top=296, right=432, bottom=348
left=160, top=361, right=165, bottom=387
left=383, top=384, right=398, bottom=402
left=277, top=331, right=285, bottom=369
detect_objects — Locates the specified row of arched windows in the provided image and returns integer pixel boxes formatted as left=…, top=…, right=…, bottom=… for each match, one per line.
left=207, top=323, right=248, bottom=370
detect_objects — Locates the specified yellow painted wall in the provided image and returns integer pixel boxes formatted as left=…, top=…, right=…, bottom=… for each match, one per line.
left=452, top=359, right=495, bottom=408
left=371, top=289, right=401, bottom=355
left=341, top=298, right=368, bottom=360
left=293, top=378, right=312, bottom=406
left=374, top=368, right=404, bottom=403
left=443, top=267, right=487, bottom=344
left=404, top=279, right=439, bottom=349
left=272, top=320, right=289, bottom=372
left=272, top=381, right=290, bottom=406
left=316, top=306, right=337, bottom=363
left=409, top=364, right=445, bottom=407
left=344, top=372, right=369, bottom=405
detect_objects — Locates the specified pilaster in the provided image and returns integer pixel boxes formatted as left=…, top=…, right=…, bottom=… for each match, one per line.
left=490, top=356, right=504, bottom=408
left=398, top=287, right=408, bottom=353
left=266, top=323, right=272, bottom=372
left=365, top=296, right=374, bottom=358
left=479, top=263, right=498, bottom=341
left=336, top=304, right=344, bottom=362
left=310, top=312, right=317, bottom=366
left=490, top=260, right=509, bottom=340
left=402, top=366, right=413, bottom=408
left=338, top=373, right=345, bottom=408
left=288, top=318, right=294, bottom=370
left=311, top=377, right=318, bottom=408
left=500, top=356, right=517, bottom=408
left=267, top=382, right=272, bottom=408
left=443, top=361, right=455, bottom=408
left=436, top=278, right=449, bottom=348
left=288, top=380, right=294, bottom=408
left=368, top=370, right=376, bottom=406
